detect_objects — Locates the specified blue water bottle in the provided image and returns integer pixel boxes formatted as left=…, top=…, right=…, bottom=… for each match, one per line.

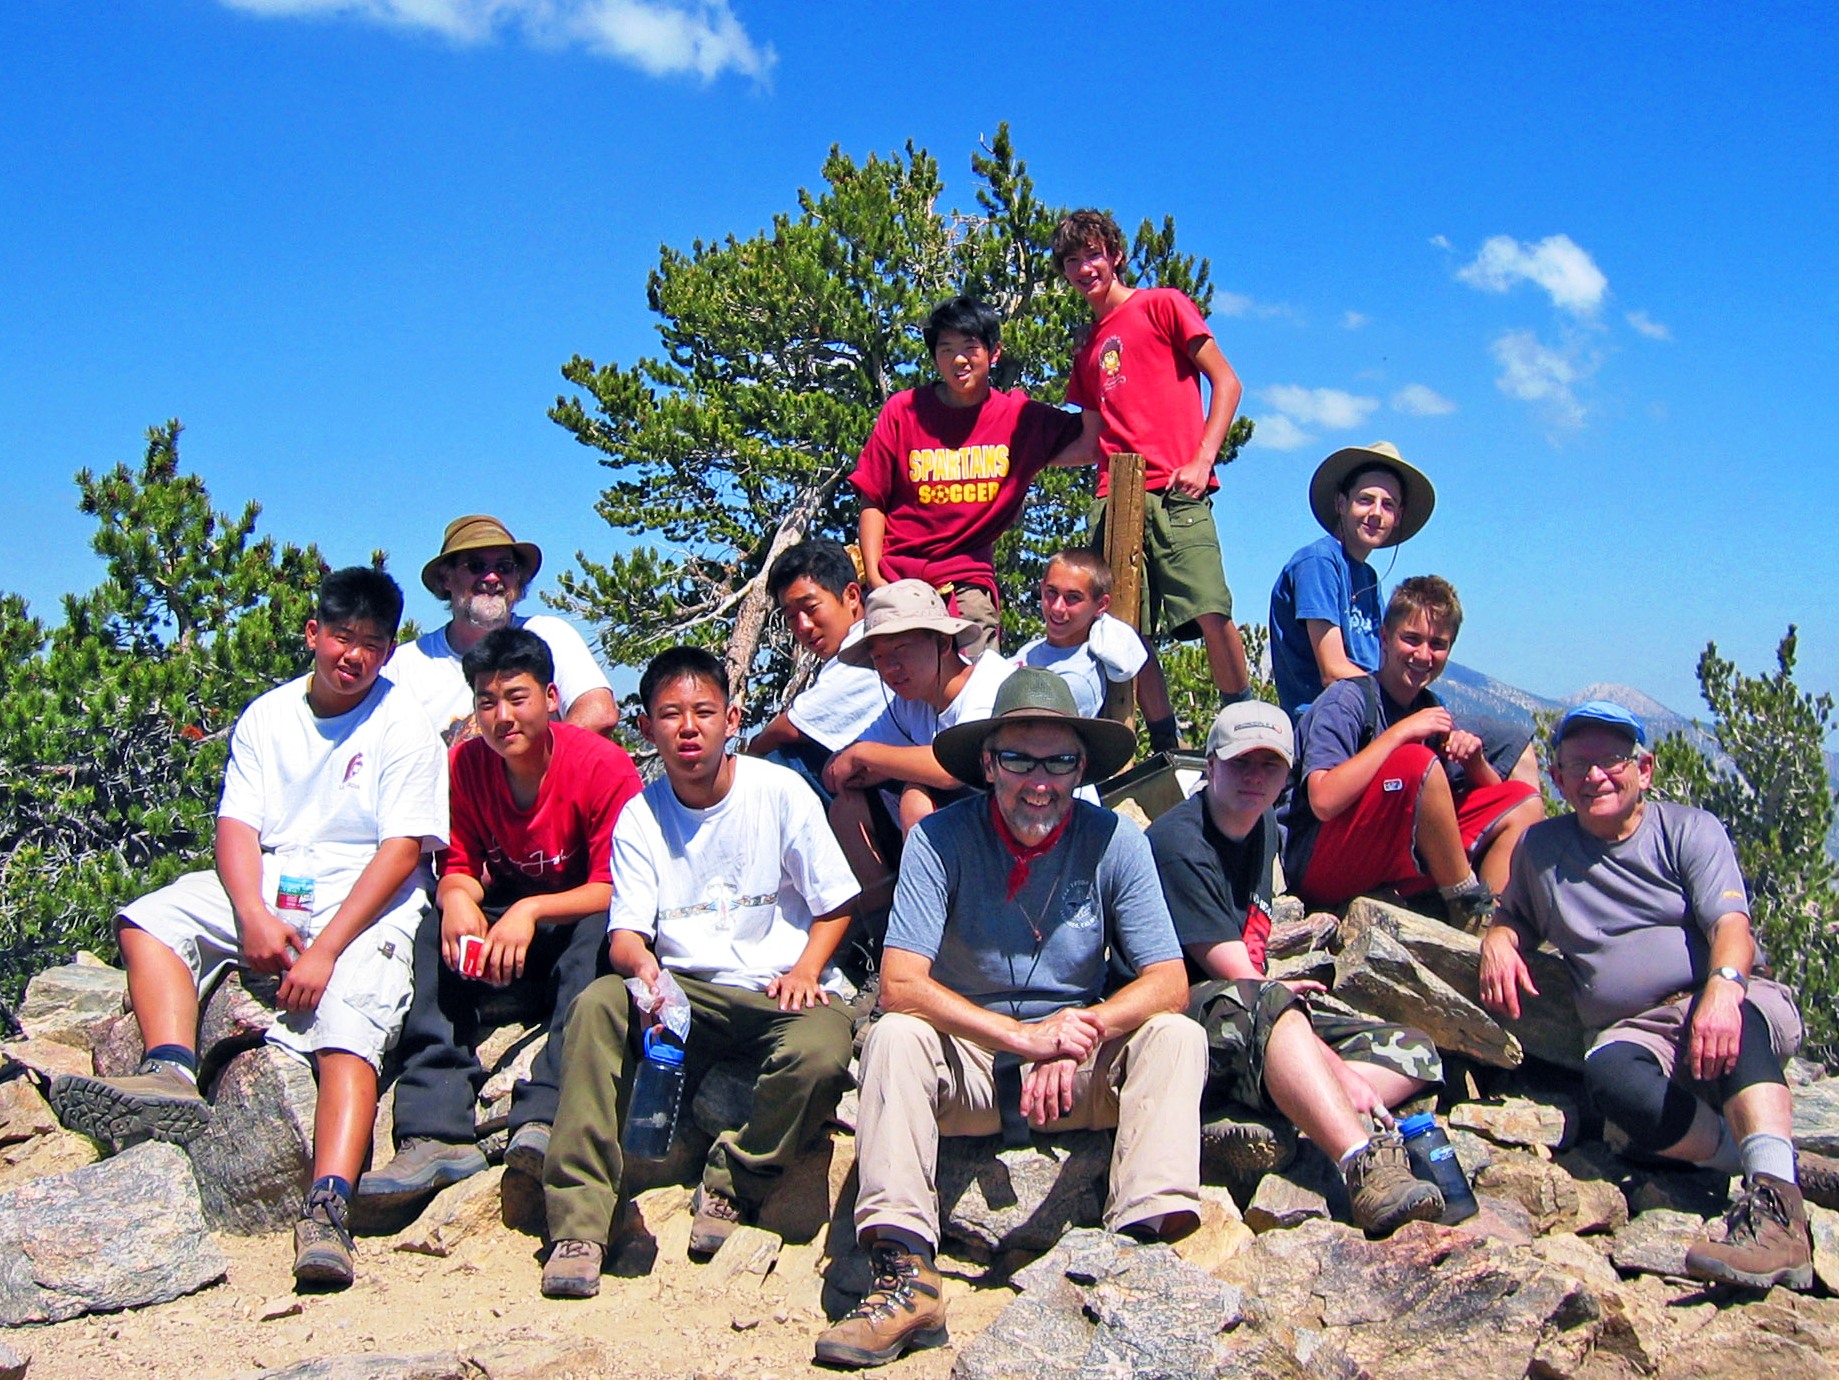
left=1398, top=1113, right=1479, bottom=1224
left=620, top=1027, right=687, bottom=1161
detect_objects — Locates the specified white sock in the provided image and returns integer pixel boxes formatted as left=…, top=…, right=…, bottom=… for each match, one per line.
left=1739, top=1132, right=1798, bottom=1184
left=1337, top=1138, right=1373, bottom=1177
left=1698, top=1119, right=1742, bottom=1175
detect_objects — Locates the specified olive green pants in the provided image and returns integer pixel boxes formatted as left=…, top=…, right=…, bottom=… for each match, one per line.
left=544, top=971, right=854, bottom=1246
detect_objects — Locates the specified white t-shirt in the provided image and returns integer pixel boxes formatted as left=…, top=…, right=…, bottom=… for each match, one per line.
left=608, top=756, right=861, bottom=993
left=1013, top=614, right=1148, bottom=717
left=785, top=624, right=889, bottom=752
left=859, top=649, right=1014, bottom=749
left=217, top=674, right=449, bottom=931
left=383, top=613, right=612, bottom=745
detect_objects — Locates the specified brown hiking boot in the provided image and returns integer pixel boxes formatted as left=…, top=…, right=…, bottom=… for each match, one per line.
left=688, top=1184, right=746, bottom=1258
left=293, top=1185, right=356, bottom=1289
left=813, top=1240, right=948, bottom=1369
left=541, top=1239, right=604, bottom=1298
left=50, top=1058, right=211, bottom=1151
left=1345, top=1133, right=1445, bottom=1236
left=1684, top=1172, right=1814, bottom=1291
left=1796, top=1151, right=1839, bottom=1212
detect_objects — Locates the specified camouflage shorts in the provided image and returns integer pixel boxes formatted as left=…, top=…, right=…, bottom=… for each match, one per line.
left=1187, top=979, right=1443, bottom=1113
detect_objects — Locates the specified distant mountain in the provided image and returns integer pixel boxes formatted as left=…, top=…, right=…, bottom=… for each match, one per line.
left=1435, top=663, right=1835, bottom=858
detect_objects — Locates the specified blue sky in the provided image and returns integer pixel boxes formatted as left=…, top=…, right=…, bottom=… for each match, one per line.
left=3, top=1, right=1835, bottom=720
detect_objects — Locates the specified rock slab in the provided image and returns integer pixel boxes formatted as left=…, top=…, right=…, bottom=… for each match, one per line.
left=17, top=964, right=126, bottom=1049
left=0, top=1140, right=227, bottom=1324
left=185, top=1043, right=318, bottom=1234
left=937, top=1131, right=1110, bottom=1254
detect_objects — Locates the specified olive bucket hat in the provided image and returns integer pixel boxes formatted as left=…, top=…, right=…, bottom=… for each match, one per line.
left=933, top=668, right=1137, bottom=788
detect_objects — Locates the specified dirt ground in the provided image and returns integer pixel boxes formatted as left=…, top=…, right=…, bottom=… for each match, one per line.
left=10, top=1181, right=1017, bottom=1380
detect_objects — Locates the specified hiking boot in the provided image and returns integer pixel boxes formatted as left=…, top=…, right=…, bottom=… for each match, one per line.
left=503, top=1121, right=551, bottom=1180
left=1444, top=882, right=1498, bottom=934
left=1796, top=1151, right=1839, bottom=1213
left=293, top=1185, right=356, bottom=1288
left=354, top=1137, right=486, bottom=1202
left=813, top=1241, right=948, bottom=1368
left=1345, top=1133, right=1445, bottom=1236
left=1202, top=1111, right=1298, bottom=1178
left=541, top=1239, right=604, bottom=1299
left=688, top=1184, right=746, bottom=1258
left=1684, top=1172, right=1814, bottom=1291
left=49, top=1058, right=211, bottom=1151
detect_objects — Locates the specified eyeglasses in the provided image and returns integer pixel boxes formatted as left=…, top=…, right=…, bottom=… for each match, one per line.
left=459, top=556, right=522, bottom=579
left=1557, top=752, right=1641, bottom=779
left=991, top=749, right=1084, bottom=777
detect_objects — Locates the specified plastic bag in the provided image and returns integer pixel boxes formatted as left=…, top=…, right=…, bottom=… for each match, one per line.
left=626, top=969, right=692, bottom=1042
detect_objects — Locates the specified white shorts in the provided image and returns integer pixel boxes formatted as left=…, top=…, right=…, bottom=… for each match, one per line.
left=118, top=866, right=427, bottom=1072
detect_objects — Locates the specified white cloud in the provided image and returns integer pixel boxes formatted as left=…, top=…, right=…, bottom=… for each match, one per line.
left=1625, top=309, right=1673, bottom=341
left=1247, top=414, right=1315, bottom=451
left=1210, top=290, right=1292, bottom=320
left=1490, top=330, right=1593, bottom=428
left=1429, top=234, right=1453, bottom=251
left=1341, top=310, right=1369, bottom=330
left=1457, top=234, right=1608, bottom=316
left=217, top=0, right=776, bottom=81
left=1391, top=383, right=1456, bottom=417
left=1260, top=385, right=1379, bottom=431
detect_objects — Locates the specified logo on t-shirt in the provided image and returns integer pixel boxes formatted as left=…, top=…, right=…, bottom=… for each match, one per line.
left=1097, top=335, right=1126, bottom=392
left=1062, top=880, right=1099, bottom=930
left=341, top=753, right=365, bottom=788
left=906, top=444, right=1012, bottom=507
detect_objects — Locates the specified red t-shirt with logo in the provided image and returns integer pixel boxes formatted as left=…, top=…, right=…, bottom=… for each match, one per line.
left=850, top=385, right=1081, bottom=595
left=441, top=722, right=642, bottom=905
left=1066, top=287, right=1215, bottom=496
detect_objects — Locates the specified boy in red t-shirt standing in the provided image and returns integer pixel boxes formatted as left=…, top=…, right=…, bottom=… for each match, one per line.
left=851, top=296, right=1089, bottom=654
left=358, top=626, right=642, bottom=1208
left=1053, top=209, right=1251, bottom=701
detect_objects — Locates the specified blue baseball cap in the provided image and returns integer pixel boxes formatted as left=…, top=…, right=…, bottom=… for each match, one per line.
left=1551, top=700, right=1647, bottom=750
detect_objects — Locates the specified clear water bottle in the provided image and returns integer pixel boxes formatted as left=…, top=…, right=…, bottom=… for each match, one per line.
left=620, top=1027, right=687, bottom=1161
left=1398, top=1113, right=1479, bottom=1224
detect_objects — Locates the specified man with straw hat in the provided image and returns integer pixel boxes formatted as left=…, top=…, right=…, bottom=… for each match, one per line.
left=386, top=514, right=617, bottom=745
left=1269, top=441, right=1435, bottom=720
left=814, top=669, right=1205, bottom=1368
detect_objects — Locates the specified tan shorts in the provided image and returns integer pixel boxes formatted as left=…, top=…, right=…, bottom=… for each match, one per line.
left=1586, top=976, right=1803, bottom=1076
left=119, top=866, right=425, bottom=1071
left=1087, top=489, right=1233, bottom=640
left=937, top=582, right=999, bottom=656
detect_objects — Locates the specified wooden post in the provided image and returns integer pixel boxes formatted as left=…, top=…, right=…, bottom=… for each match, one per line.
left=1101, top=452, right=1147, bottom=730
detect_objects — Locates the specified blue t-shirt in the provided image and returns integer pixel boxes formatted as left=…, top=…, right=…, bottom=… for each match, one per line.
left=885, top=796, right=1182, bottom=1021
left=1268, top=535, right=1381, bottom=719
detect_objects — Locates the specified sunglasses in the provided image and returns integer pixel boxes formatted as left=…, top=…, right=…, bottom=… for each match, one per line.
left=990, top=749, right=1084, bottom=777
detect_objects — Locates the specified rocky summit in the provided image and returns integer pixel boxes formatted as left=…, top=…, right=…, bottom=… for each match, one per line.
left=6, top=899, right=1839, bottom=1378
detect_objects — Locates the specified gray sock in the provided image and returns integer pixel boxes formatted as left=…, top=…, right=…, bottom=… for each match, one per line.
left=1739, top=1132, right=1798, bottom=1184
left=1438, top=872, right=1488, bottom=904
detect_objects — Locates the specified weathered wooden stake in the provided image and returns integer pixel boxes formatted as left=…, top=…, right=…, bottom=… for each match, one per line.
left=1101, top=452, right=1147, bottom=729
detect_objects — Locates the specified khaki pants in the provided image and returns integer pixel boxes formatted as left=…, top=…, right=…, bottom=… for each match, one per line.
left=852, top=1011, right=1205, bottom=1247
left=544, top=972, right=854, bottom=1246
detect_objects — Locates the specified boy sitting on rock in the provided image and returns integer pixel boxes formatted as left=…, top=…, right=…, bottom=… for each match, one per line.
left=540, top=647, right=859, bottom=1298
left=356, top=627, right=641, bottom=1208
left=1013, top=547, right=1176, bottom=750
left=51, top=567, right=448, bottom=1288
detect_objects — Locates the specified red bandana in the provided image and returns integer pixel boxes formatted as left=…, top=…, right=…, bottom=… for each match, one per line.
left=990, top=797, right=1070, bottom=902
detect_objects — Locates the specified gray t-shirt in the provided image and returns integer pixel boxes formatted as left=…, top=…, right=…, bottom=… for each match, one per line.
left=885, top=797, right=1182, bottom=1021
left=1497, top=801, right=1752, bottom=1029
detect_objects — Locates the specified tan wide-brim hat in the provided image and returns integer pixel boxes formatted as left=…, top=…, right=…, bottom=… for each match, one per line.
left=836, top=579, right=982, bottom=668
left=420, top=515, right=543, bottom=598
left=1308, top=442, right=1436, bottom=547
left=933, top=668, right=1138, bottom=788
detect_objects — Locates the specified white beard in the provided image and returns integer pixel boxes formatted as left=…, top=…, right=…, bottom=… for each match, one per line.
left=452, top=590, right=515, bottom=631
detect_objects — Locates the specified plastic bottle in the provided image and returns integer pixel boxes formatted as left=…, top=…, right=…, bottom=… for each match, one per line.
left=1398, top=1112, right=1479, bottom=1224
left=620, top=1027, right=687, bottom=1161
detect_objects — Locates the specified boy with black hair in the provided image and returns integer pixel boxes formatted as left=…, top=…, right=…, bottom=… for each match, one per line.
left=1269, top=442, right=1436, bottom=719
left=1052, top=209, right=1251, bottom=701
left=1280, top=576, right=1543, bottom=922
left=744, top=538, right=887, bottom=798
left=356, top=627, right=642, bottom=1207
left=1013, top=548, right=1177, bottom=750
left=541, top=647, right=859, bottom=1297
left=851, top=295, right=1089, bottom=653
left=51, top=567, right=448, bottom=1289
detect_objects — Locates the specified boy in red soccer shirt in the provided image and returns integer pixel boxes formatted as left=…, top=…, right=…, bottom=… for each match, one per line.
left=852, top=296, right=1089, bottom=653
left=358, top=626, right=642, bottom=1206
left=1052, top=209, right=1251, bottom=701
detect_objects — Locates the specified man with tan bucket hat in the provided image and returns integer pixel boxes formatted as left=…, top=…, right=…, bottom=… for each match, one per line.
left=1269, top=441, right=1435, bottom=720
left=386, top=514, right=617, bottom=745
left=820, top=578, right=1014, bottom=908
left=814, top=669, right=1204, bottom=1368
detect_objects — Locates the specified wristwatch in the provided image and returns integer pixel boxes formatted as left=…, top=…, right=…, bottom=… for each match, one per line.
left=1710, top=965, right=1750, bottom=991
